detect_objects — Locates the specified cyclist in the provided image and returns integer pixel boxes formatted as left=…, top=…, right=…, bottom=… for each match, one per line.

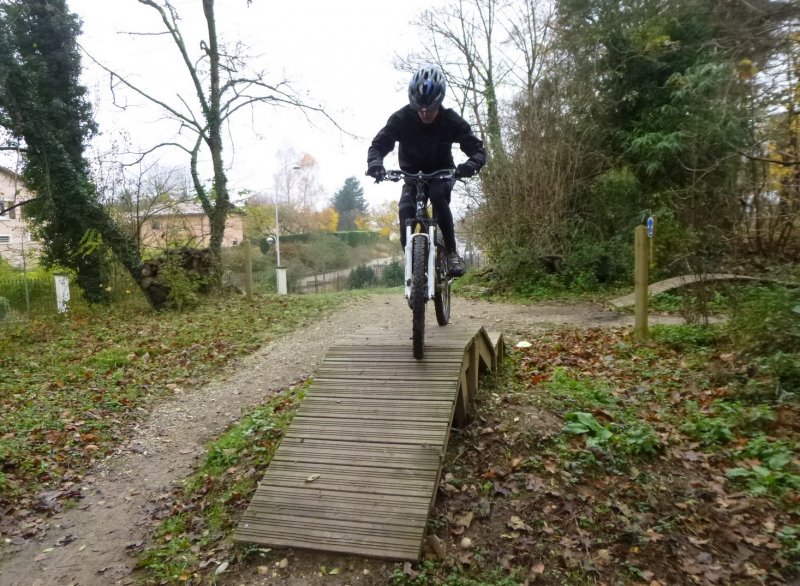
left=366, top=64, right=487, bottom=277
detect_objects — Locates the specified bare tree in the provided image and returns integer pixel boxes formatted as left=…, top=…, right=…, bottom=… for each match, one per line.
left=85, top=0, right=338, bottom=266
left=400, top=0, right=557, bottom=162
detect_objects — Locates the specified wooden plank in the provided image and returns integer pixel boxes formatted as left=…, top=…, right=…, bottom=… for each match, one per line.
left=273, top=438, right=442, bottom=471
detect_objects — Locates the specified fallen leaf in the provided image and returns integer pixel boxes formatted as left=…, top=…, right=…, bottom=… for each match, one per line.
left=508, top=515, right=532, bottom=532
left=595, top=548, right=612, bottom=566
left=453, top=511, right=474, bottom=530
left=645, top=528, right=663, bottom=542
left=403, top=562, right=418, bottom=577
left=305, top=474, right=320, bottom=483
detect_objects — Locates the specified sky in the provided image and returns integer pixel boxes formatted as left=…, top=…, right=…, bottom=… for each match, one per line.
left=55, top=0, right=450, bottom=210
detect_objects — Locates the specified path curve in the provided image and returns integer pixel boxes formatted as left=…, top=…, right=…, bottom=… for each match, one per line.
left=0, top=294, right=687, bottom=586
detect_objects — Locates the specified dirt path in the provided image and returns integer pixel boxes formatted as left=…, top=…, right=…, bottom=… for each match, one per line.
left=0, top=294, right=686, bottom=586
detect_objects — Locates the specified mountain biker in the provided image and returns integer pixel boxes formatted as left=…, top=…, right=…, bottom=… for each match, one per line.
left=366, top=64, right=487, bottom=277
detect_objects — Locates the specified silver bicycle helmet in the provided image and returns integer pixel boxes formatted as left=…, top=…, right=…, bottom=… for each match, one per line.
left=408, top=64, right=446, bottom=111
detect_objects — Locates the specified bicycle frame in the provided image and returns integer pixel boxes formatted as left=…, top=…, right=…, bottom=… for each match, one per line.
left=373, top=168, right=456, bottom=359
left=404, top=208, right=437, bottom=302
left=389, top=169, right=453, bottom=303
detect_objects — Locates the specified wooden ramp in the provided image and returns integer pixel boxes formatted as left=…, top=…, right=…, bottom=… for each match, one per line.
left=234, top=324, right=504, bottom=560
left=608, top=273, right=770, bottom=308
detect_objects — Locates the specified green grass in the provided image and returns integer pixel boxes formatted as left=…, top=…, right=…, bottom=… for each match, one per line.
left=0, top=292, right=349, bottom=508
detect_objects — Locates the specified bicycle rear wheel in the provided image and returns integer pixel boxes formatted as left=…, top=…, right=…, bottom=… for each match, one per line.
left=434, top=244, right=451, bottom=326
left=411, top=236, right=427, bottom=359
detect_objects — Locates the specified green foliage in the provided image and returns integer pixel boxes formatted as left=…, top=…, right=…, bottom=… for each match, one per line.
left=681, top=400, right=776, bottom=446
left=726, top=286, right=800, bottom=394
left=561, top=236, right=632, bottom=290
left=649, top=324, right=719, bottom=351
left=619, top=423, right=661, bottom=455
left=381, top=259, right=405, bottom=287
left=727, top=287, right=800, bottom=357
left=0, top=0, right=140, bottom=303
left=565, top=412, right=613, bottom=447
left=544, top=368, right=615, bottom=409
left=157, top=254, right=204, bottom=311
left=331, top=177, right=367, bottom=231
left=0, top=296, right=10, bottom=320
left=348, top=264, right=376, bottom=289
left=334, top=230, right=379, bottom=246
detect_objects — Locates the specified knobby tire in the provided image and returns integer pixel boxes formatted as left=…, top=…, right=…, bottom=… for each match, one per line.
left=411, top=236, right=427, bottom=359
left=434, top=244, right=451, bottom=326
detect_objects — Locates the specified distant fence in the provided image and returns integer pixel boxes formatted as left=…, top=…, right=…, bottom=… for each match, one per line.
left=0, top=274, right=61, bottom=321
left=0, top=252, right=480, bottom=320
left=221, top=259, right=405, bottom=295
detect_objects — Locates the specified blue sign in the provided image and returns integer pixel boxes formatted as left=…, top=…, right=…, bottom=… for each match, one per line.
left=646, top=216, right=655, bottom=238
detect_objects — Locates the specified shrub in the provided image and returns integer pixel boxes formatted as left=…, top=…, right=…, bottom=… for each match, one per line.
left=381, top=260, right=404, bottom=287
left=650, top=324, right=719, bottom=351
left=348, top=265, right=376, bottom=289
left=726, top=287, right=800, bottom=394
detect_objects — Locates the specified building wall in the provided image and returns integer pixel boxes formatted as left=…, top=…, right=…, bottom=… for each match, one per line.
left=0, top=168, right=41, bottom=269
left=139, top=212, right=244, bottom=249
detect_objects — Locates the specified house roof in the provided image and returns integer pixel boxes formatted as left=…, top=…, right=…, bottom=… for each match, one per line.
left=150, top=202, right=207, bottom=217
left=150, top=202, right=243, bottom=217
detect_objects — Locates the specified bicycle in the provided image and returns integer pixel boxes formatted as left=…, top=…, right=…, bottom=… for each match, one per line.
left=377, top=168, right=456, bottom=360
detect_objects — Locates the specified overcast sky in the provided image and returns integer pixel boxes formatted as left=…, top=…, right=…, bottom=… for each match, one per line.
left=57, top=0, right=451, bottom=210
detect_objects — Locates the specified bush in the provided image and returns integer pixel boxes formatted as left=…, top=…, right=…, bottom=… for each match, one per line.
left=562, top=236, right=632, bottom=290
left=334, top=231, right=379, bottom=246
left=348, top=265, right=376, bottom=289
left=727, top=287, right=800, bottom=357
left=381, top=260, right=404, bottom=287
left=727, top=286, right=800, bottom=395
left=650, top=324, right=719, bottom=351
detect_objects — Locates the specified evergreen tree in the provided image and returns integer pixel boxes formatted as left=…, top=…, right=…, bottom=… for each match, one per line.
left=0, top=0, right=142, bottom=302
left=330, top=177, right=368, bottom=231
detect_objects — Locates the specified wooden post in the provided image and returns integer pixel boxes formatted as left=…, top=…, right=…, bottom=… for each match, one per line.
left=634, top=225, right=649, bottom=341
left=243, top=241, right=253, bottom=301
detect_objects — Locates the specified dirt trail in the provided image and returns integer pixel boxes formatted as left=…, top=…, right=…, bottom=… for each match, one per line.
left=0, top=294, right=685, bottom=586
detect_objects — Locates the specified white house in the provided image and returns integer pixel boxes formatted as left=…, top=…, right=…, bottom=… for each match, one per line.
left=0, top=166, right=40, bottom=269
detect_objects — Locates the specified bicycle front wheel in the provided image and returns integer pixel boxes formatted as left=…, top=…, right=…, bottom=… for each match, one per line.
left=434, top=244, right=451, bottom=326
left=411, top=236, right=427, bottom=359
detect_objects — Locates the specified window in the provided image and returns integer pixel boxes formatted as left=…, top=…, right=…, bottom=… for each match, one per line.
left=0, top=235, right=11, bottom=244
left=151, top=221, right=161, bottom=230
left=0, top=202, right=8, bottom=220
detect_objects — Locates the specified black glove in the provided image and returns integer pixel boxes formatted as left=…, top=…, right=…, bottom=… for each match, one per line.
left=454, top=162, right=477, bottom=178
left=366, top=164, right=386, bottom=181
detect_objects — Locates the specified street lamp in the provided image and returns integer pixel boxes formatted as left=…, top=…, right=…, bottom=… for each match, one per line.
left=272, top=164, right=300, bottom=295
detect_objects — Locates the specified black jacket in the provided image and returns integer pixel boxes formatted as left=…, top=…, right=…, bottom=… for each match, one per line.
left=367, top=105, right=487, bottom=174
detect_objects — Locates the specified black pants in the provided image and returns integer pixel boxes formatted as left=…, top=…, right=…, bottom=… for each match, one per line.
left=398, top=180, right=456, bottom=252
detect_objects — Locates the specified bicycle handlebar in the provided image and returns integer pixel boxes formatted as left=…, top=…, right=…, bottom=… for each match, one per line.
left=369, top=169, right=456, bottom=183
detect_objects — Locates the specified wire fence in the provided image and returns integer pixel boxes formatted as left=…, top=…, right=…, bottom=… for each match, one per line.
left=221, top=259, right=406, bottom=295
left=0, top=274, right=61, bottom=321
